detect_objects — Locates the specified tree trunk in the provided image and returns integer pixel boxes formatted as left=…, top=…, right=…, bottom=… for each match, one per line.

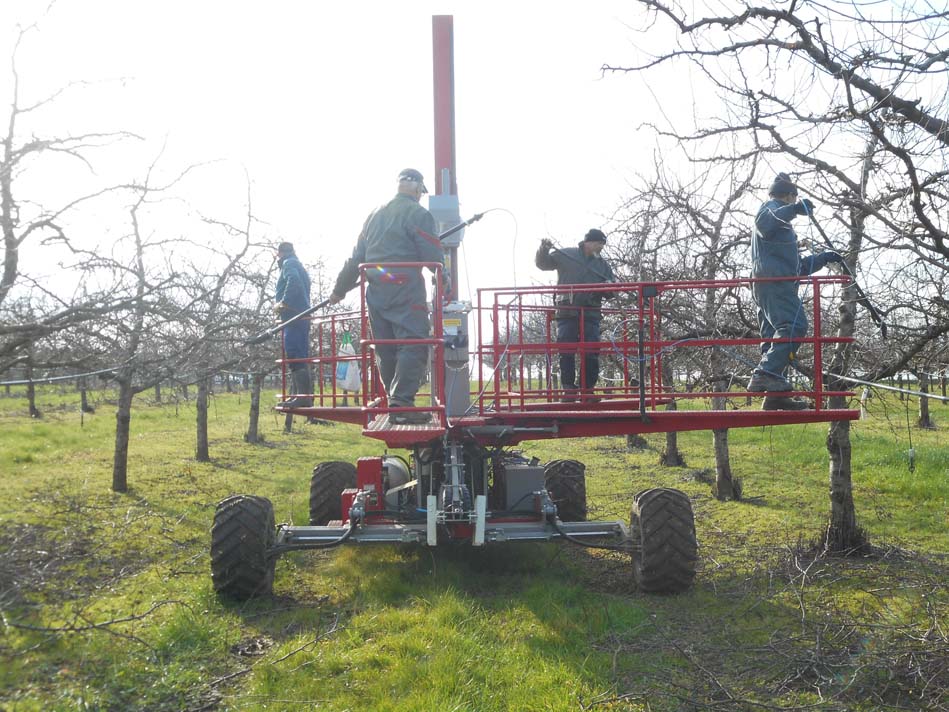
left=709, top=345, right=734, bottom=498
left=154, top=381, right=161, bottom=404
left=79, top=384, right=94, bottom=413
left=711, top=390, right=736, bottom=500
left=917, top=371, right=934, bottom=428
left=112, top=379, right=134, bottom=492
left=659, top=361, right=684, bottom=466
left=627, top=433, right=648, bottom=451
left=245, top=373, right=264, bottom=443
left=25, top=361, right=40, bottom=418
left=823, top=196, right=870, bottom=555
left=825, top=412, right=866, bottom=553
left=659, top=401, right=685, bottom=466
left=196, top=375, right=210, bottom=461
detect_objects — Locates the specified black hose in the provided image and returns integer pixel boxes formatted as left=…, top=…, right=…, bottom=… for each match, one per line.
left=270, top=518, right=358, bottom=554
left=548, top=514, right=633, bottom=553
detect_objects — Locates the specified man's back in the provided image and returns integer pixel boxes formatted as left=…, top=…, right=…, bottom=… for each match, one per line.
left=363, top=194, right=440, bottom=264
left=333, top=193, right=441, bottom=307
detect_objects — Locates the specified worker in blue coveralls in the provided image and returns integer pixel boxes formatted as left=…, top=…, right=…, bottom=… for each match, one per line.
left=748, top=173, right=843, bottom=410
left=536, top=229, right=616, bottom=403
left=329, top=169, right=445, bottom=424
left=274, top=241, right=313, bottom=407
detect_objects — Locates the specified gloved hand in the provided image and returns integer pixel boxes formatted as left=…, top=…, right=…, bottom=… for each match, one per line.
left=798, top=198, right=815, bottom=215
left=803, top=251, right=844, bottom=274
left=328, top=292, right=344, bottom=305
left=273, top=301, right=287, bottom=316
left=539, top=238, right=553, bottom=251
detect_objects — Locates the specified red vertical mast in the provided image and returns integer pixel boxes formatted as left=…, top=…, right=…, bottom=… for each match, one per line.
left=430, top=15, right=461, bottom=300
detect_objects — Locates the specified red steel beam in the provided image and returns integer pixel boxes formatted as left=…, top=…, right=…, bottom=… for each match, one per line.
left=432, top=15, right=457, bottom=197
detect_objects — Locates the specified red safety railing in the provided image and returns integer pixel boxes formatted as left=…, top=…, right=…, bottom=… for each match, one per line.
left=472, top=275, right=855, bottom=415
left=277, top=261, right=446, bottom=426
left=278, top=273, right=855, bottom=429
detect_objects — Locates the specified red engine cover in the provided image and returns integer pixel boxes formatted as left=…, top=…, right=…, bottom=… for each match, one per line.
left=340, top=488, right=359, bottom=524
left=356, top=457, right=385, bottom=512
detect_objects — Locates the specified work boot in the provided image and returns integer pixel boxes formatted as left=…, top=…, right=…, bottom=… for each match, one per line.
left=581, top=389, right=601, bottom=403
left=762, top=395, right=811, bottom=411
left=279, top=369, right=313, bottom=408
left=561, top=387, right=579, bottom=403
left=389, top=410, right=433, bottom=425
left=747, top=370, right=792, bottom=392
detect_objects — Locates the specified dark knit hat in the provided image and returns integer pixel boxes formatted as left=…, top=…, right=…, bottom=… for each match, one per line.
left=277, top=241, right=294, bottom=254
left=769, top=172, right=798, bottom=197
left=583, top=228, right=607, bottom=243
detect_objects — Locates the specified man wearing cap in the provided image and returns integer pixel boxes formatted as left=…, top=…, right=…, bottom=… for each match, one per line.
left=536, top=229, right=615, bottom=402
left=274, top=241, right=313, bottom=407
left=748, top=172, right=843, bottom=410
left=329, top=169, right=444, bottom=424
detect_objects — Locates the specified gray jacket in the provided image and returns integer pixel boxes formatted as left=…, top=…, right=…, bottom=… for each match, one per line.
left=334, top=194, right=443, bottom=310
left=535, top=242, right=615, bottom=315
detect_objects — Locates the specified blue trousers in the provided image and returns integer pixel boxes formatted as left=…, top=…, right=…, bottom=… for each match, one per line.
left=752, top=280, right=807, bottom=379
left=556, top=313, right=601, bottom=389
left=283, top=320, right=310, bottom=372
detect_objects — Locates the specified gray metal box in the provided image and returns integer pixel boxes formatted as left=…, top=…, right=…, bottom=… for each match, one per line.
left=496, top=463, right=545, bottom=512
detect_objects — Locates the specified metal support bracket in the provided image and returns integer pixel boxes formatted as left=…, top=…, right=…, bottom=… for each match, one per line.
left=473, top=495, right=486, bottom=546
left=426, top=495, right=438, bottom=546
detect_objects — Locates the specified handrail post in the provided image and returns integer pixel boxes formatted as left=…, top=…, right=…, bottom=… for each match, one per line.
left=813, top=277, right=823, bottom=412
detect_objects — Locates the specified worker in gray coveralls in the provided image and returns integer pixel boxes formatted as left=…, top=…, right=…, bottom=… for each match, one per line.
left=536, top=229, right=615, bottom=402
left=748, top=172, right=843, bottom=410
left=329, top=169, right=445, bottom=424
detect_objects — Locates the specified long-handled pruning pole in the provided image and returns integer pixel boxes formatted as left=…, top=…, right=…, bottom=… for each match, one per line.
left=243, top=213, right=487, bottom=346
left=807, top=212, right=888, bottom=339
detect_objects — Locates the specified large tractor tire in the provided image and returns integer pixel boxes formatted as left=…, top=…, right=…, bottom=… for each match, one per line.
left=629, top=487, right=697, bottom=594
left=211, top=495, right=276, bottom=600
left=309, top=461, right=357, bottom=525
left=544, top=459, right=587, bottom=522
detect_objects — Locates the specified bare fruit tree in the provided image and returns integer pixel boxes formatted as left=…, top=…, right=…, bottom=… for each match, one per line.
left=610, top=161, right=757, bottom=497
left=611, top=0, right=949, bottom=551
left=1, top=23, right=141, bottom=369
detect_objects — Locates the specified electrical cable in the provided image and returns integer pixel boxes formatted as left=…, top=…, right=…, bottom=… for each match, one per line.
left=0, top=365, right=123, bottom=386
left=824, top=372, right=949, bottom=403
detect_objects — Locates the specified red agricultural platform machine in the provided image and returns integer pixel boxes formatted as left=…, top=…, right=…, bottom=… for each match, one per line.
left=209, top=15, right=858, bottom=600
left=210, top=263, right=859, bottom=599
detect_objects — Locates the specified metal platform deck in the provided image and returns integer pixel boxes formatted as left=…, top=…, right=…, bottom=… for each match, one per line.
left=278, top=394, right=859, bottom=447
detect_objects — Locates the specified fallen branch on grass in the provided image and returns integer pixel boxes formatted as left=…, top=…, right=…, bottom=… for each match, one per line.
left=207, top=612, right=342, bottom=689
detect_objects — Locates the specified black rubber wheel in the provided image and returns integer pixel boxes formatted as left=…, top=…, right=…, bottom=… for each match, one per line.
left=544, top=459, right=587, bottom=522
left=309, top=461, right=357, bottom=525
left=629, top=487, right=697, bottom=594
left=210, top=495, right=276, bottom=600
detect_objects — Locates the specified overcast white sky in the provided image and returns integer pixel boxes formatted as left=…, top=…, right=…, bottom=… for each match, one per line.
left=4, top=0, right=687, bottom=300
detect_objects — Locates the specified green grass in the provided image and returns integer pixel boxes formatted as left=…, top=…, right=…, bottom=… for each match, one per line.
left=0, top=384, right=947, bottom=710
